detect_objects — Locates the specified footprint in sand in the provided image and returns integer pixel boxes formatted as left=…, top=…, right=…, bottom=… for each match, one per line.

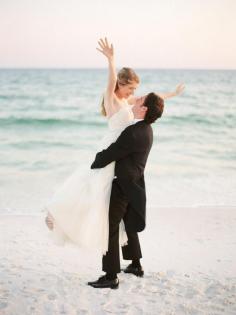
left=0, top=302, right=8, bottom=309
left=204, top=284, right=220, bottom=296
left=48, top=294, right=57, bottom=300
left=185, top=288, right=199, bottom=299
left=36, top=288, right=45, bottom=292
left=146, top=285, right=159, bottom=293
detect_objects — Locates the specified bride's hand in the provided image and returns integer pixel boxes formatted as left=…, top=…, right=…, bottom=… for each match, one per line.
left=174, top=83, right=185, bottom=96
left=96, top=37, right=114, bottom=60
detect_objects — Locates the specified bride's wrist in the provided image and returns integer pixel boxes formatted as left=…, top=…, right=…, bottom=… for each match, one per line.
left=108, top=56, right=115, bottom=63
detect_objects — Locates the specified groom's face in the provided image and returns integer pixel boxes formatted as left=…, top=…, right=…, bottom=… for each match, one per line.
left=132, top=101, right=147, bottom=119
left=135, top=96, right=146, bottom=106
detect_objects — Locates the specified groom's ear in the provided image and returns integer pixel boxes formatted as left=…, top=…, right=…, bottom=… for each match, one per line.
left=141, top=106, right=148, bottom=112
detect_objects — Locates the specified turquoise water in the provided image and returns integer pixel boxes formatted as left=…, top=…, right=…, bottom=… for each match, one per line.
left=0, top=69, right=235, bottom=213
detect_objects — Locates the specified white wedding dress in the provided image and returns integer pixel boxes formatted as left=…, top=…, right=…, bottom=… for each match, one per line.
left=44, top=101, right=134, bottom=254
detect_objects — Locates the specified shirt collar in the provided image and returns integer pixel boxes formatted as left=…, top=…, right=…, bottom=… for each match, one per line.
left=133, top=118, right=144, bottom=124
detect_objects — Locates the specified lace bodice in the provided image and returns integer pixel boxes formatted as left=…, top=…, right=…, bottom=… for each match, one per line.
left=97, top=102, right=134, bottom=150
left=108, top=103, right=134, bottom=131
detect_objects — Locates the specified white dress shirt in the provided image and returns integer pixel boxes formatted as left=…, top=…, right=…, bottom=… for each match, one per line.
left=133, top=118, right=144, bottom=124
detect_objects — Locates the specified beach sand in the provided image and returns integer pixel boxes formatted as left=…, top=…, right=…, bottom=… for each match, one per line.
left=0, top=206, right=236, bottom=315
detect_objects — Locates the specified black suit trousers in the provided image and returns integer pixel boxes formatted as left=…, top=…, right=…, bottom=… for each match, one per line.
left=102, top=179, right=142, bottom=274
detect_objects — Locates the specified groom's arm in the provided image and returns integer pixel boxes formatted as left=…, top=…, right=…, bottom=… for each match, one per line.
left=91, top=125, right=137, bottom=169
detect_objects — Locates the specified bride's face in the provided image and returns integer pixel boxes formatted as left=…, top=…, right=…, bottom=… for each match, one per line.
left=118, top=82, right=138, bottom=99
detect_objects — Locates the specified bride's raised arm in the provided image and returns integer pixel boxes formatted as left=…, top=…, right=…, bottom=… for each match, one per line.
left=97, top=37, right=117, bottom=117
left=155, top=83, right=185, bottom=100
left=127, top=83, right=185, bottom=104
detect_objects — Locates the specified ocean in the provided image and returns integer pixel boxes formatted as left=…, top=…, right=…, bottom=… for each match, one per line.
left=0, top=68, right=235, bottom=214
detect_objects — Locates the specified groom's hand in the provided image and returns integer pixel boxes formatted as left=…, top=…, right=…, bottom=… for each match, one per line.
left=90, top=125, right=137, bottom=169
left=90, top=162, right=99, bottom=169
left=91, top=152, right=103, bottom=169
left=91, top=160, right=98, bottom=169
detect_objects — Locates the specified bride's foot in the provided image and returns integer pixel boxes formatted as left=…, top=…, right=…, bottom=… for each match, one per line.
left=45, top=212, right=54, bottom=231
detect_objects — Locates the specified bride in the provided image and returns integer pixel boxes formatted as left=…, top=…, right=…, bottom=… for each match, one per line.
left=44, top=37, right=184, bottom=254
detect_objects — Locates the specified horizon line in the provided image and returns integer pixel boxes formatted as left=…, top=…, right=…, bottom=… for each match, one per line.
left=0, top=67, right=235, bottom=71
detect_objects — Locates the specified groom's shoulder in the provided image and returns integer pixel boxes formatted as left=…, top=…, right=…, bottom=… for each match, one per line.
left=134, top=121, right=152, bottom=132
left=123, top=121, right=151, bottom=132
left=121, top=121, right=152, bottom=140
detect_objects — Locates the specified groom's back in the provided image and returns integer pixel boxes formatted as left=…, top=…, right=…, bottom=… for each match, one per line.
left=114, top=121, right=153, bottom=181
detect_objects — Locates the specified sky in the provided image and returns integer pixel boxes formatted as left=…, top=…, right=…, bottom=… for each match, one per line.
left=0, top=0, right=235, bottom=69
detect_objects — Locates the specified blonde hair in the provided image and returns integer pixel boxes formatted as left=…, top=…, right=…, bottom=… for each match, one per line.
left=101, top=67, right=140, bottom=116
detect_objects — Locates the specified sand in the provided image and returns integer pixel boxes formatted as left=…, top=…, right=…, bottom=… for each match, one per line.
left=0, top=206, right=236, bottom=315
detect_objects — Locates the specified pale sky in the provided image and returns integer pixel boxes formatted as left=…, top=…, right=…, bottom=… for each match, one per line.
left=0, top=0, right=235, bottom=69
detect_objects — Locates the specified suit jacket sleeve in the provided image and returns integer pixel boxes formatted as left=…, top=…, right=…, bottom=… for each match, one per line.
left=91, top=125, right=137, bottom=169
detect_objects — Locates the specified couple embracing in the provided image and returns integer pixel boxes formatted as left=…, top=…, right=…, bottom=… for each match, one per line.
left=45, top=38, right=184, bottom=289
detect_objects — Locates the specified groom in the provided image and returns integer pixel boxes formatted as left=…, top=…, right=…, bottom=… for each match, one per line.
left=88, top=93, right=164, bottom=289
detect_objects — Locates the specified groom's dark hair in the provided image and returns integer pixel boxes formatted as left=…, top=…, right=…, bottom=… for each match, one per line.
left=143, top=93, right=164, bottom=124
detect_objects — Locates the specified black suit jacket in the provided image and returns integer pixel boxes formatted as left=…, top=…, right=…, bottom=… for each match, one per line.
left=91, top=121, right=153, bottom=232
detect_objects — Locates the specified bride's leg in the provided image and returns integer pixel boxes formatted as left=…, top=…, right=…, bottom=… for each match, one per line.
left=45, top=212, right=54, bottom=230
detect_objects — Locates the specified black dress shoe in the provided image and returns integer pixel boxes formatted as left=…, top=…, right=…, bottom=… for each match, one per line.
left=123, top=264, right=144, bottom=277
left=89, top=276, right=119, bottom=289
left=88, top=275, right=107, bottom=286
